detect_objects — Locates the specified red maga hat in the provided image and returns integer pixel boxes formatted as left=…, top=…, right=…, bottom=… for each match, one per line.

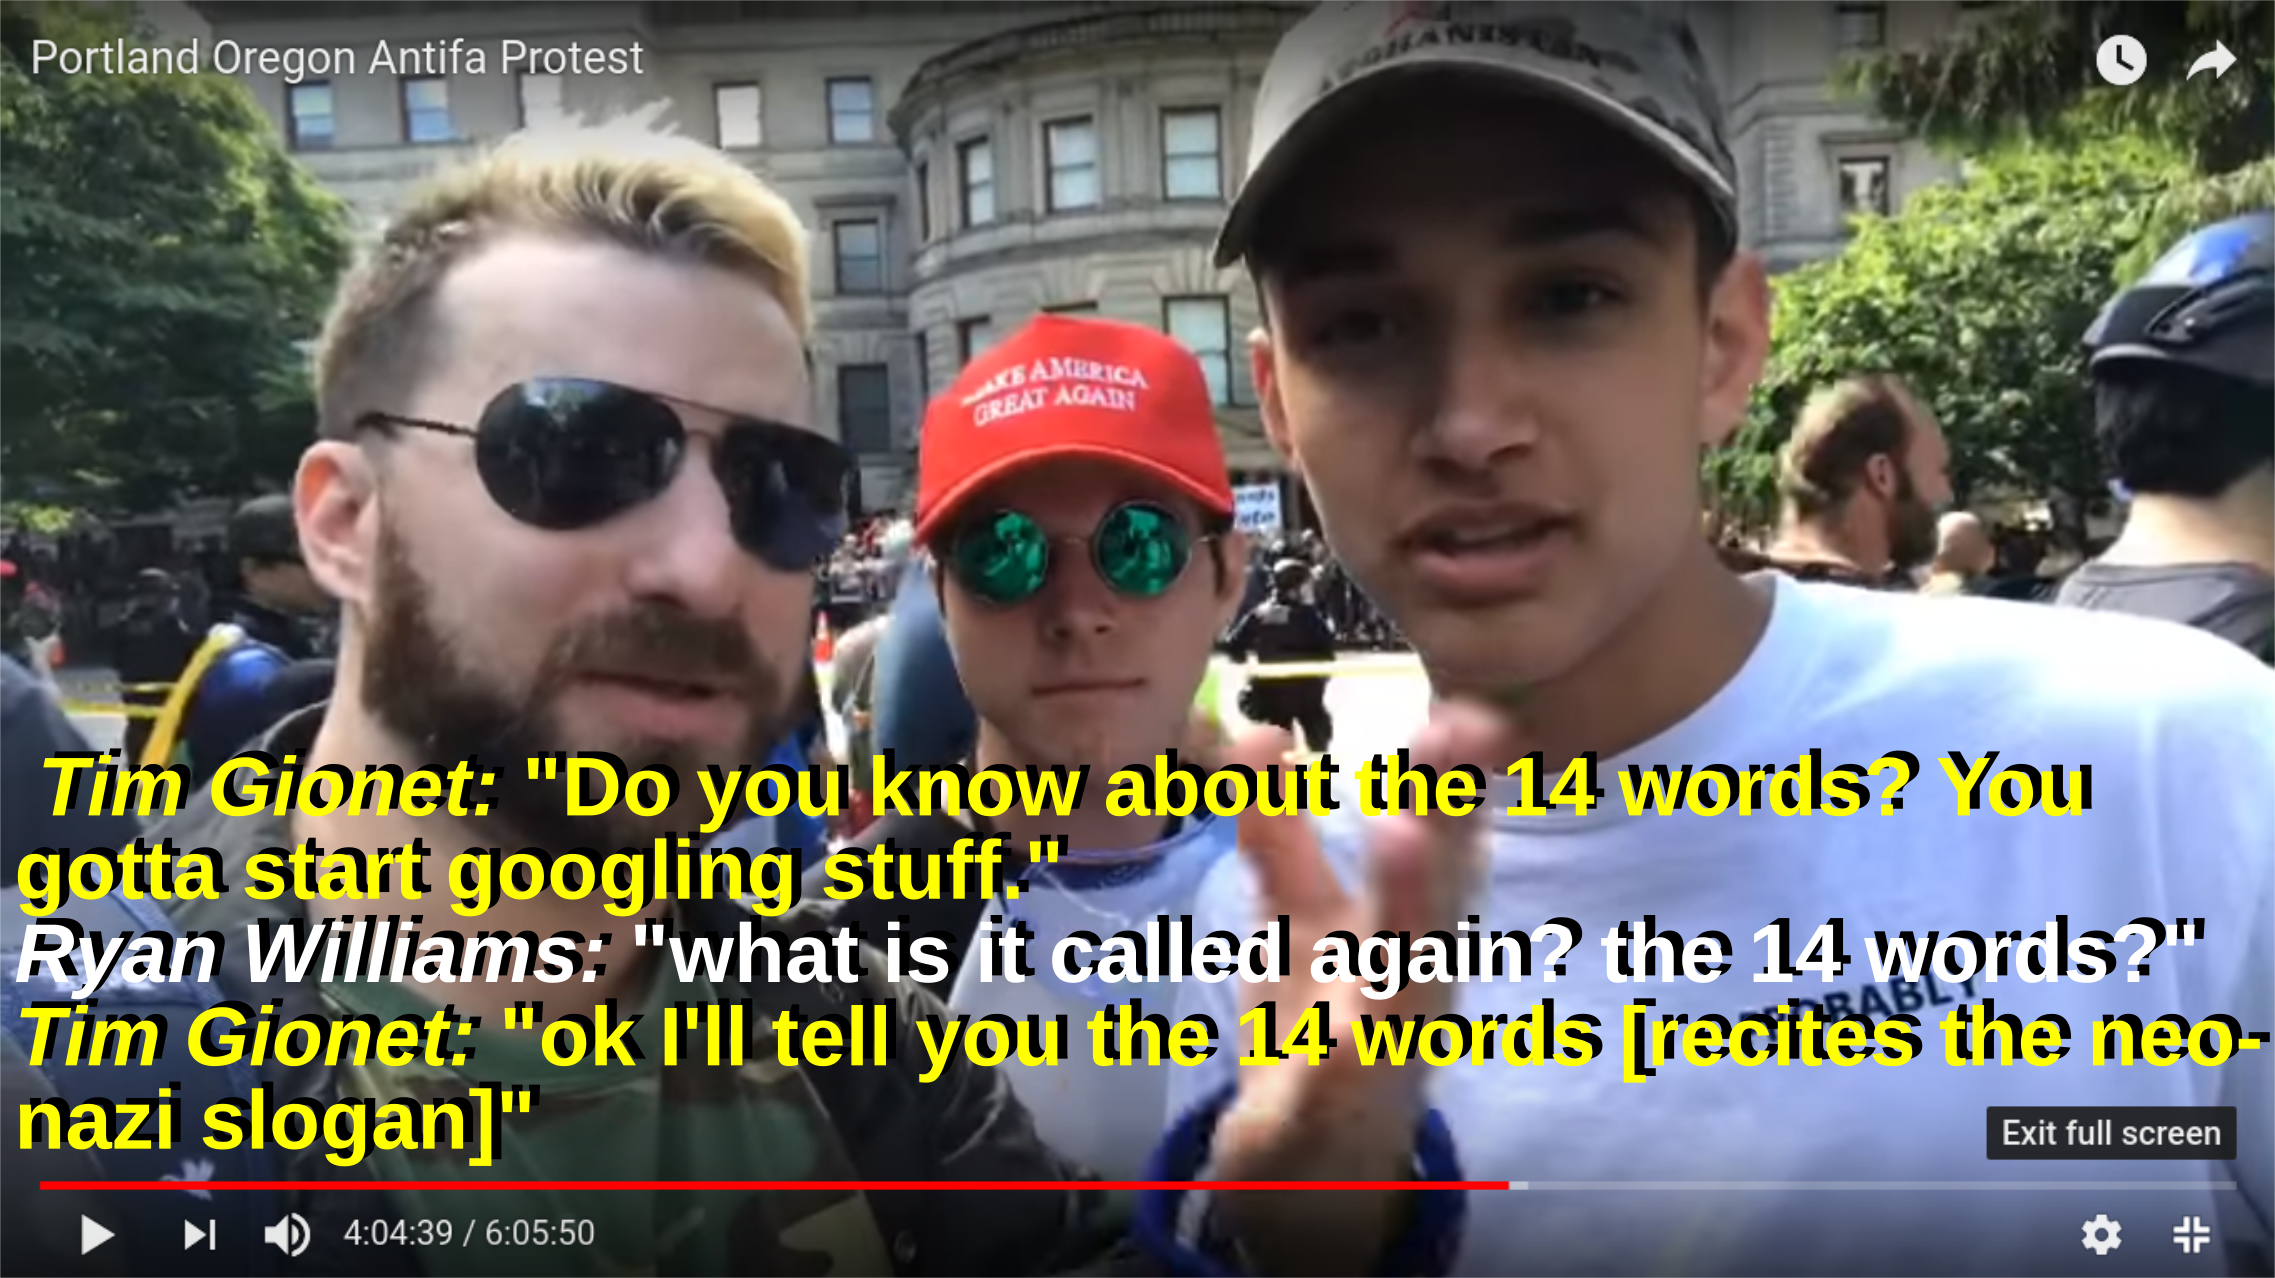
left=914, top=314, right=1235, bottom=543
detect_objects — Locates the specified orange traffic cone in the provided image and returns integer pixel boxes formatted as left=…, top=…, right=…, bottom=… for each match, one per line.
left=813, top=613, right=835, bottom=665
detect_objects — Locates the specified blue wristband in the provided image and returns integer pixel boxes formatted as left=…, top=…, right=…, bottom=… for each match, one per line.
left=1134, top=1083, right=1467, bottom=1278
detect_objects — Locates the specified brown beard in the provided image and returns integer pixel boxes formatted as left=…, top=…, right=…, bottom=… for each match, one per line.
left=362, top=517, right=793, bottom=855
left=1888, top=471, right=1940, bottom=573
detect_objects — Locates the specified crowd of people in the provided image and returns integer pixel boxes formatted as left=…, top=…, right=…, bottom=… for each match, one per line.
left=1701, top=374, right=2094, bottom=602
left=5, top=4, right=2270, bottom=1275
left=813, top=514, right=910, bottom=632
left=5, top=495, right=338, bottom=774
left=0, top=529, right=242, bottom=672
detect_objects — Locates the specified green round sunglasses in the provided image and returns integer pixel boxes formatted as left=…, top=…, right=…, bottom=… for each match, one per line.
left=945, top=500, right=1214, bottom=606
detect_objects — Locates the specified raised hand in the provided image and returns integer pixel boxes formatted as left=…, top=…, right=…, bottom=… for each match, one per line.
left=1206, top=698, right=1517, bottom=1274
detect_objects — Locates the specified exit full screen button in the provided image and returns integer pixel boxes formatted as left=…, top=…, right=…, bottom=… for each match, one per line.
left=1987, top=1106, right=2237, bottom=1160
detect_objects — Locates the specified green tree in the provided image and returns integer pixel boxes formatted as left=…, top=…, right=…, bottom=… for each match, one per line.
left=1, top=1, right=351, bottom=517
left=1847, top=1, right=2272, bottom=176
left=1708, top=139, right=2190, bottom=532
left=2121, top=154, right=2275, bottom=279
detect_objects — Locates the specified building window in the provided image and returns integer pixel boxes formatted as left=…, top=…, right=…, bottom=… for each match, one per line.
left=827, top=77, right=875, bottom=144
left=957, top=316, right=995, bottom=367
left=915, top=330, right=931, bottom=404
left=714, top=83, right=761, bottom=148
left=517, top=73, right=564, bottom=129
left=287, top=81, right=334, bottom=150
left=1165, top=296, right=1234, bottom=407
left=915, top=161, right=931, bottom=242
left=832, top=219, right=884, bottom=294
left=1045, top=117, right=1100, bottom=212
left=1837, top=155, right=1892, bottom=218
left=400, top=76, right=454, bottom=143
left=958, top=137, right=996, bottom=227
left=1161, top=107, right=1222, bottom=201
left=1044, top=302, right=1100, bottom=316
left=1834, top=3, right=1885, bottom=50
left=839, top=364, right=893, bottom=454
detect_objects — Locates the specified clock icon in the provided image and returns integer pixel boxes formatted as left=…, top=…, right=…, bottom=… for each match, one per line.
left=2097, top=34, right=2147, bottom=86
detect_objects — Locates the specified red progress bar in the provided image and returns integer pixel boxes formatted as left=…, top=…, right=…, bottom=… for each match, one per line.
left=47, top=1180, right=1510, bottom=1192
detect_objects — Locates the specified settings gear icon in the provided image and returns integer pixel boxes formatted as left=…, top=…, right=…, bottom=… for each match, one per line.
left=2082, top=1214, right=2123, bottom=1255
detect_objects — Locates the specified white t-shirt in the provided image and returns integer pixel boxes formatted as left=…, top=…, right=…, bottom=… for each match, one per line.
left=1173, top=577, right=2275, bottom=1276
left=950, top=815, right=1239, bottom=1178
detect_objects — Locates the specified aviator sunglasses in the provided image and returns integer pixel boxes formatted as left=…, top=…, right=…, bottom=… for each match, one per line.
left=356, top=377, right=850, bottom=572
left=945, top=500, right=1216, bottom=606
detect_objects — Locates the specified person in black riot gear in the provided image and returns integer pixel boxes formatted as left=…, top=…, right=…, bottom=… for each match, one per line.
left=1227, top=556, right=1337, bottom=750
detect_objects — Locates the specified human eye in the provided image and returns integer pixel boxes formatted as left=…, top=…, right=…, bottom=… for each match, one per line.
left=1291, top=290, right=1419, bottom=360
left=1311, top=308, right=1401, bottom=348
left=1523, top=274, right=1630, bottom=323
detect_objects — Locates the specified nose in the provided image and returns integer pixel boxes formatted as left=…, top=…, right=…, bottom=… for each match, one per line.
left=1417, top=315, right=1542, bottom=471
left=618, top=437, right=760, bottom=616
left=1036, top=540, right=1120, bottom=646
left=1924, top=465, right=1956, bottom=511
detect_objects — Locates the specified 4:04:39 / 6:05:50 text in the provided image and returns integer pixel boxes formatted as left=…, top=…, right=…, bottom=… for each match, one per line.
left=341, top=1219, right=597, bottom=1247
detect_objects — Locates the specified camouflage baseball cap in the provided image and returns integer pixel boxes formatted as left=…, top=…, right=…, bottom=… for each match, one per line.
left=1216, top=0, right=1739, bottom=268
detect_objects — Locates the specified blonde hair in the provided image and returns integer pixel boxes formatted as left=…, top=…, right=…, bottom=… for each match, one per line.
left=312, top=118, right=811, bottom=439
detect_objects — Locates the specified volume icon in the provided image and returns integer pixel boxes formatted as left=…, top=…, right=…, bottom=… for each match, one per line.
left=264, top=1212, right=312, bottom=1257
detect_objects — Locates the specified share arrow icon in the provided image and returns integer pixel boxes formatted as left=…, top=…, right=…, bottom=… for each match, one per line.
left=2189, top=41, right=2236, bottom=79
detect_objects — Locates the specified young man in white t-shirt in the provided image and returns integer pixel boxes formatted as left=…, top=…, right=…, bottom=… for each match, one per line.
left=1165, top=4, right=2275, bottom=1276
left=830, top=314, right=1253, bottom=1177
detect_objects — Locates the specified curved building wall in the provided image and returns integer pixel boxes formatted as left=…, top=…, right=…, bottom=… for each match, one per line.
left=892, top=6, right=1304, bottom=493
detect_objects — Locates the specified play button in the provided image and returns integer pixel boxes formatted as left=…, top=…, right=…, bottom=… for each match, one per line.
left=81, top=1215, right=114, bottom=1255
left=185, top=1219, right=209, bottom=1249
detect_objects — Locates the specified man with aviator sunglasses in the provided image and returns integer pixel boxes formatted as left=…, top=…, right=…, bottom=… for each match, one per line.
left=821, top=315, right=1262, bottom=1182
left=113, top=125, right=1465, bottom=1278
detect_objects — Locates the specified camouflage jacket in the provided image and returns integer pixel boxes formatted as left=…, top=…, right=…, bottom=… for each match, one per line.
left=148, top=705, right=1142, bottom=1277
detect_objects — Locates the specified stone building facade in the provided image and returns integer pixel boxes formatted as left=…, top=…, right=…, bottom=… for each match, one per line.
left=190, top=0, right=1964, bottom=513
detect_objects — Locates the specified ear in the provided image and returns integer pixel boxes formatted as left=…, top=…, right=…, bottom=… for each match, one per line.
left=1698, top=253, right=1772, bottom=448
left=296, top=440, right=378, bottom=611
left=1250, top=326, right=1298, bottom=466
left=1863, top=452, right=1901, bottom=501
left=925, top=547, right=952, bottom=617
left=1210, top=529, right=1251, bottom=631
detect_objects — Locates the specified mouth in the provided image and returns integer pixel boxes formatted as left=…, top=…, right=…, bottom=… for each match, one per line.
left=1397, top=504, right=1577, bottom=603
left=1032, top=678, right=1146, bottom=698
left=576, top=670, right=748, bottom=740
left=584, top=668, right=735, bottom=698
